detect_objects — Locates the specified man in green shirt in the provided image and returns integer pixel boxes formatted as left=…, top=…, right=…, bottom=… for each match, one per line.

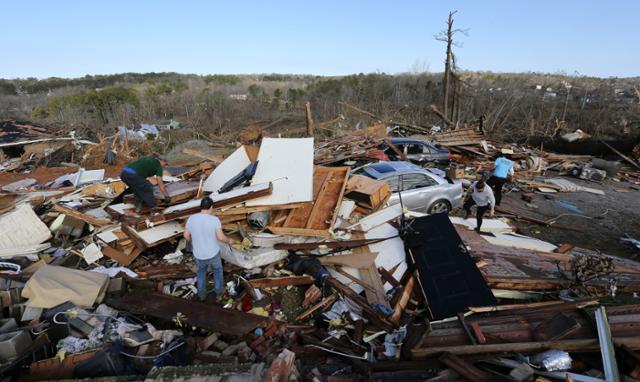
left=120, top=155, right=171, bottom=210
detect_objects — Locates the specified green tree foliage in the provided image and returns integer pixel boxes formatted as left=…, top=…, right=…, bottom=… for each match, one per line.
left=40, top=86, right=139, bottom=123
left=203, top=74, right=241, bottom=85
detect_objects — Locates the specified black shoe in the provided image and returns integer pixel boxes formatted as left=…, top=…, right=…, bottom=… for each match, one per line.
left=474, top=227, right=481, bottom=233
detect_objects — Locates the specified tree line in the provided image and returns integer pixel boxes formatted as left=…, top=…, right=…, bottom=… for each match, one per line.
left=0, top=71, right=638, bottom=145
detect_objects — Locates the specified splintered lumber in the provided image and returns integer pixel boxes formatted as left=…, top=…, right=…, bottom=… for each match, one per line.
left=601, top=140, right=640, bottom=169
left=349, top=232, right=388, bottom=307
left=389, top=274, right=415, bottom=323
left=439, top=353, right=492, bottom=382
left=135, top=264, right=193, bottom=279
left=110, top=293, right=268, bottom=336
left=210, top=182, right=272, bottom=208
left=268, top=166, right=349, bottom=237
left=152, top=181, right=201, bottom=205
left=122, top=221, right=184, bottom=248
left=412, top=304, right=640, bottom=358
left=533, top=313, right=581, bottom=341
left=432, top=126, right=485, bottom=146
left=273, top=237, right=389, bottom=251
left=327, top=277, right=395, bottom=331
left=296, top=295, right=337, bottom=321
left=457, top=227, right=640, bottom=292
left=414, top=338, right=640, bottom=358
left=248, top=276, right=314, bottom=288
left=319, top=252, right=378, bottom=268
left=53, top=204, right=112, bottom=227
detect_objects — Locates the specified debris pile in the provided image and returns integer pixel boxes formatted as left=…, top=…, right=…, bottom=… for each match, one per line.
left=1, top=119, right=640, bottom=381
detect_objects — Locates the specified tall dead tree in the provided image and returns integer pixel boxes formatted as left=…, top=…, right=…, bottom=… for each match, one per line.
left=435, top=11, right=467, bottom=127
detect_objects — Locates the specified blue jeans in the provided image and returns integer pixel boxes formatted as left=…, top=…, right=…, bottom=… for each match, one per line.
left=196, top=256, right=223, bottom=301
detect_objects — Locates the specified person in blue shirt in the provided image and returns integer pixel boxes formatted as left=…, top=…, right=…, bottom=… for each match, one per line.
left=184, top=197, right=236, bottom=302
left=486, top=154, right=514, bottom=206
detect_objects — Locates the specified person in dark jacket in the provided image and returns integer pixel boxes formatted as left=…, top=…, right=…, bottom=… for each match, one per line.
left=120, top=155, right=170, bottom=210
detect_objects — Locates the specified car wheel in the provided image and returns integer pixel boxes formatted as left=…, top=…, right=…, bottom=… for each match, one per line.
left=428, top=199, right=451, bottom=214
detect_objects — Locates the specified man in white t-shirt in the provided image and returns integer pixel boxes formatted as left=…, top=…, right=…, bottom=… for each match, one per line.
left=463, top=179, right=495, bottom=233
left=184, top=197, right=235, bottom=302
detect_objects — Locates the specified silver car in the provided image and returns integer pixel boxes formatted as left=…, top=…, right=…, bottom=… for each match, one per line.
left=354, top=161, right=463, bottom=214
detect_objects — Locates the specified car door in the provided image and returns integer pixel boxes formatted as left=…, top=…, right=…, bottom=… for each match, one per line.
left=405, top=143, right=424, bottom=162
left=396, top=173, right=439, bottom=212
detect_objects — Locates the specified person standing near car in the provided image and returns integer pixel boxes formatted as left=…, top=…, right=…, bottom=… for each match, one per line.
left=486, top=154, right=514, bottom=206
left=463, top=180, right=495, bottom=233
left=184, top=197, right=235, bottom=302
left=120, top=155, right=171, bottom=211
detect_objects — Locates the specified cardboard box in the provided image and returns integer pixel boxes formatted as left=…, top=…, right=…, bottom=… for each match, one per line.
left=0, top=330, right=32, bottom=362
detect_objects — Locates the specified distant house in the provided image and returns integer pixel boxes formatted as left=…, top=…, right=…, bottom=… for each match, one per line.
left=543, top=91, right=557, bottom=98
left=229, top=94, right=248, bottom=101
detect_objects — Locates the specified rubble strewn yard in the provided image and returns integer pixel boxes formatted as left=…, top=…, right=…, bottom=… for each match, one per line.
left=1, top=117, right=640, bottom=381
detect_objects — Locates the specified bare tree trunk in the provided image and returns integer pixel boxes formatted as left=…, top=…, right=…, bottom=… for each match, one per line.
left=305, top=100, right=314, bottom=136
left=454, top=75, right=462, bottom=126
left=442, top=11, right=455, bottom=119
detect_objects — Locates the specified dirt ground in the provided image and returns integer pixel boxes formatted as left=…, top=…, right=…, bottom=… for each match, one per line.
left=495, top=173, right=640, bottom=258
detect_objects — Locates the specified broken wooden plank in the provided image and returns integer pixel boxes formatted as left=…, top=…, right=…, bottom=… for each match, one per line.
left=601, top=140, right=640, bottom=169
left=414, top=337, right=640, bottom=358
left=295, top=295, right=337, bottom=321
left=533, top=312, right=581, bottom=341
left=273, top=237, right=389, bottom=251
left=248, top=276, right=314, bottom=288
left=53, top=204, right=112, bottom=227
left=110, top=293, right=268, bottom=336
left=389, top=275, right=415, bottom=323
left=268, top=166, right=349, bottom=237
left=439, top=352, right=492, bottom=382
left=318, top=252, right=378, bottom=268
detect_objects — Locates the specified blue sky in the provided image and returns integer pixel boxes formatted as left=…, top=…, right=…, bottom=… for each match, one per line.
left=1, top=1, right=638, bottom=78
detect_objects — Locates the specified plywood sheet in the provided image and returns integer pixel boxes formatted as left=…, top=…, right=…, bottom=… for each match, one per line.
left=450, top=217, right=514, bottom=233
left=245, top=138, right=314, bottom=206
left=136, top=221, right=184, bottom=246
left=483, top=232, right=558, bottom=252
left=203, top=146, right=252, bottom=193
left=0, top=204, right=51, bottom=252
left=367, top=223, right=408, bottom=292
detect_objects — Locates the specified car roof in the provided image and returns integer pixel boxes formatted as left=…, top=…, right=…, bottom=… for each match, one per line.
left=362, top=161, right=434, bottom=179
left=389, top=137, right=432, bottom=145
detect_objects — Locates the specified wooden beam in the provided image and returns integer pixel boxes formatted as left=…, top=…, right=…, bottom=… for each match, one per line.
left=412, top=337, right=640, bottom=358
left=53, top=204, right=112, bottom=227
left=295, top=295, right=337, bottom=321
left=248, top=276, right=314, bottom=288
left=439, top=352, right=492, bottom=382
